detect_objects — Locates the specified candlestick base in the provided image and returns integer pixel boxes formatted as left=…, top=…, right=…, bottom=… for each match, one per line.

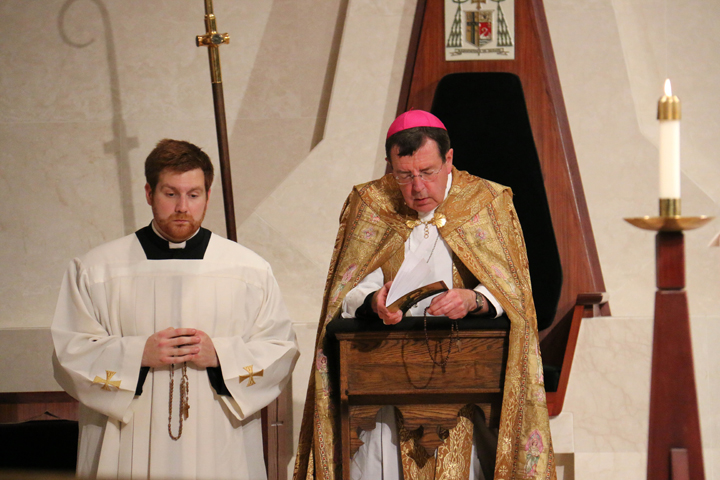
left=642, top=230, right=706, bottom=479
left=624, top=215, right=713, bottom=232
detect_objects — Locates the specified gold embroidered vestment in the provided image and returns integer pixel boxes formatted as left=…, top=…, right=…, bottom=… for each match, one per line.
left=294, top=168, right=556, bottom=480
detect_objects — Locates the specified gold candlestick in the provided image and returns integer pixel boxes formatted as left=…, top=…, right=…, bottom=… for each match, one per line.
left=623, top=210, right=711, bottom=479
left=624, top=215, right=712, bottom=232
left=625, top=198, right=712, bottom=232
left=659, top=198, right=681, bottom=217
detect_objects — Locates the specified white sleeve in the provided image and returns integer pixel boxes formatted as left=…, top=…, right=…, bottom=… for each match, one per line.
left=212, top=266, right=300, bottom=421
left=51, top=259, right=145, bottom=424
left=474, top=284, right=505, bottom=318
left=341, top=267, right=384, bottom=318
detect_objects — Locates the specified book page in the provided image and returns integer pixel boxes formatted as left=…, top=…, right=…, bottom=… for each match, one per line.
left=385, top=238, right=436, bottom=306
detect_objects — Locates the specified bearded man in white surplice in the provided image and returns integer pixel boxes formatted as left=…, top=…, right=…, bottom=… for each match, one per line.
left=52, top=139, right=299, bottom=480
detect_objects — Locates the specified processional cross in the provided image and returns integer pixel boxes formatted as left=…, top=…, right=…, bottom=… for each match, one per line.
left=195, top=0, right=237, bottom=242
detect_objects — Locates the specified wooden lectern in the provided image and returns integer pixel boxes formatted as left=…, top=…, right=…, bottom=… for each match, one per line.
left=327, top=316, right=510, bottom=479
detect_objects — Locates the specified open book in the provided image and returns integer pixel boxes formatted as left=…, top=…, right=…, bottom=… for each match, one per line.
left=386, top=280, right=448, bottom=313
left=384, top=234, right=449, bottom=313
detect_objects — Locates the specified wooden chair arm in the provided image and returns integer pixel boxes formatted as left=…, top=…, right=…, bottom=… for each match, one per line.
left=576, top=292, right=609, bottom=306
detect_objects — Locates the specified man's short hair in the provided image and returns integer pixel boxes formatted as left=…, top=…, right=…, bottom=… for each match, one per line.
left=385, top=126, right=451, bottom=161
left=145, top=139, right=214, bottom=192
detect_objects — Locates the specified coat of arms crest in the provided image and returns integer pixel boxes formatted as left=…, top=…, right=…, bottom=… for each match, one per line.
left=445, top=0, right=515, bottom=61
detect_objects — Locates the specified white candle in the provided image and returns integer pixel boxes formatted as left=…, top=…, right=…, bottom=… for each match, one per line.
left=658, top=79, right=681, bottom=199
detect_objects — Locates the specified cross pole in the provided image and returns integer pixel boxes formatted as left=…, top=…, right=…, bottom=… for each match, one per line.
left=196, top=0, right=236, bottom=242
left=195, top=6, right=280, bottom=475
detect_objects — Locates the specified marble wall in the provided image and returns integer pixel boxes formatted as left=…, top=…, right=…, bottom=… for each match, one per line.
left=0, top=0, right=718, bottom=478
left=555, top=315, right=719, bottom=479
left=546, top=2, right=720, bottom=476
left=545, top=0, right=720, bottom=318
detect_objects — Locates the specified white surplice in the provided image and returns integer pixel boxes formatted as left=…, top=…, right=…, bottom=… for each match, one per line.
left=51, top=231, right=299, bottom=480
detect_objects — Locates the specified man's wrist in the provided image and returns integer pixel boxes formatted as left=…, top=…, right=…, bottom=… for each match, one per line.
left=469, top=290, right=485, bottom=314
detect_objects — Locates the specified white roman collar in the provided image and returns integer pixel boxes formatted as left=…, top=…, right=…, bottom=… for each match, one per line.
left=151, top=221, right=199, bottom=249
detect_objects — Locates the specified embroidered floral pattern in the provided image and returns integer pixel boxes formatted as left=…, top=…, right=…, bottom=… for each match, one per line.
left=435, top=408, right=473, bottom=480
left=316, top=350, right=330, bottom=396
left=499, top=464, right=508, bottom=478
left=330, top=263, right=357, bottom=303
left=341, top=264, right=357, bottom=283
left=316, top=350, right=328, bottom=373
left=535, top=341, right=545, bottom=384
left=501, top=435, right=512, bottom=454
left=492, top=265, right=507, bottom=279
left=524, top=430, right=544, bottom=477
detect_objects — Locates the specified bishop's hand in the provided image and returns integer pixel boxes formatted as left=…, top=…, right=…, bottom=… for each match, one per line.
left=426, top=288, right=484, bottom=319
left=372, top=281, right=404, bottom=325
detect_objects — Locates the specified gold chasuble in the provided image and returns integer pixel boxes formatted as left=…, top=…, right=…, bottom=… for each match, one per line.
left=294, top=168, right=556, bottom=480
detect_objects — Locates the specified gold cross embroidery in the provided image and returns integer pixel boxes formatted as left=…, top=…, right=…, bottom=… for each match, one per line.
left=239, top=365, right=264, bottom=387
left=93, top=370, right=121, bottom=390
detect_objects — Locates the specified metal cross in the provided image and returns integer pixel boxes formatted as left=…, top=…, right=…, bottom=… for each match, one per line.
left=93, top=370, right=121, bottom=391
left=239, top=365, right=264, bottom=387
left=196, top=0, right=230, bottom=84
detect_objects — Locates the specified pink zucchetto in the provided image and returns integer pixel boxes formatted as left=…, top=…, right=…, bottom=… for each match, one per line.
left=386, top=110, right=446, bottom=139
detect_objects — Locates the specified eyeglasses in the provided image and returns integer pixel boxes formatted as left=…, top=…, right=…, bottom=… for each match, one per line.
left=392, top=167, right=443, bottom=185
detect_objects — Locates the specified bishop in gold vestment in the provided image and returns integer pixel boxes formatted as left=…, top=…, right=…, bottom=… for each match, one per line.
left=294, top=111, right=556, bottom=480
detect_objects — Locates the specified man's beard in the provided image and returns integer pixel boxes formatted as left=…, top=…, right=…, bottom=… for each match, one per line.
left=156, top=213, right=203, bottom=242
